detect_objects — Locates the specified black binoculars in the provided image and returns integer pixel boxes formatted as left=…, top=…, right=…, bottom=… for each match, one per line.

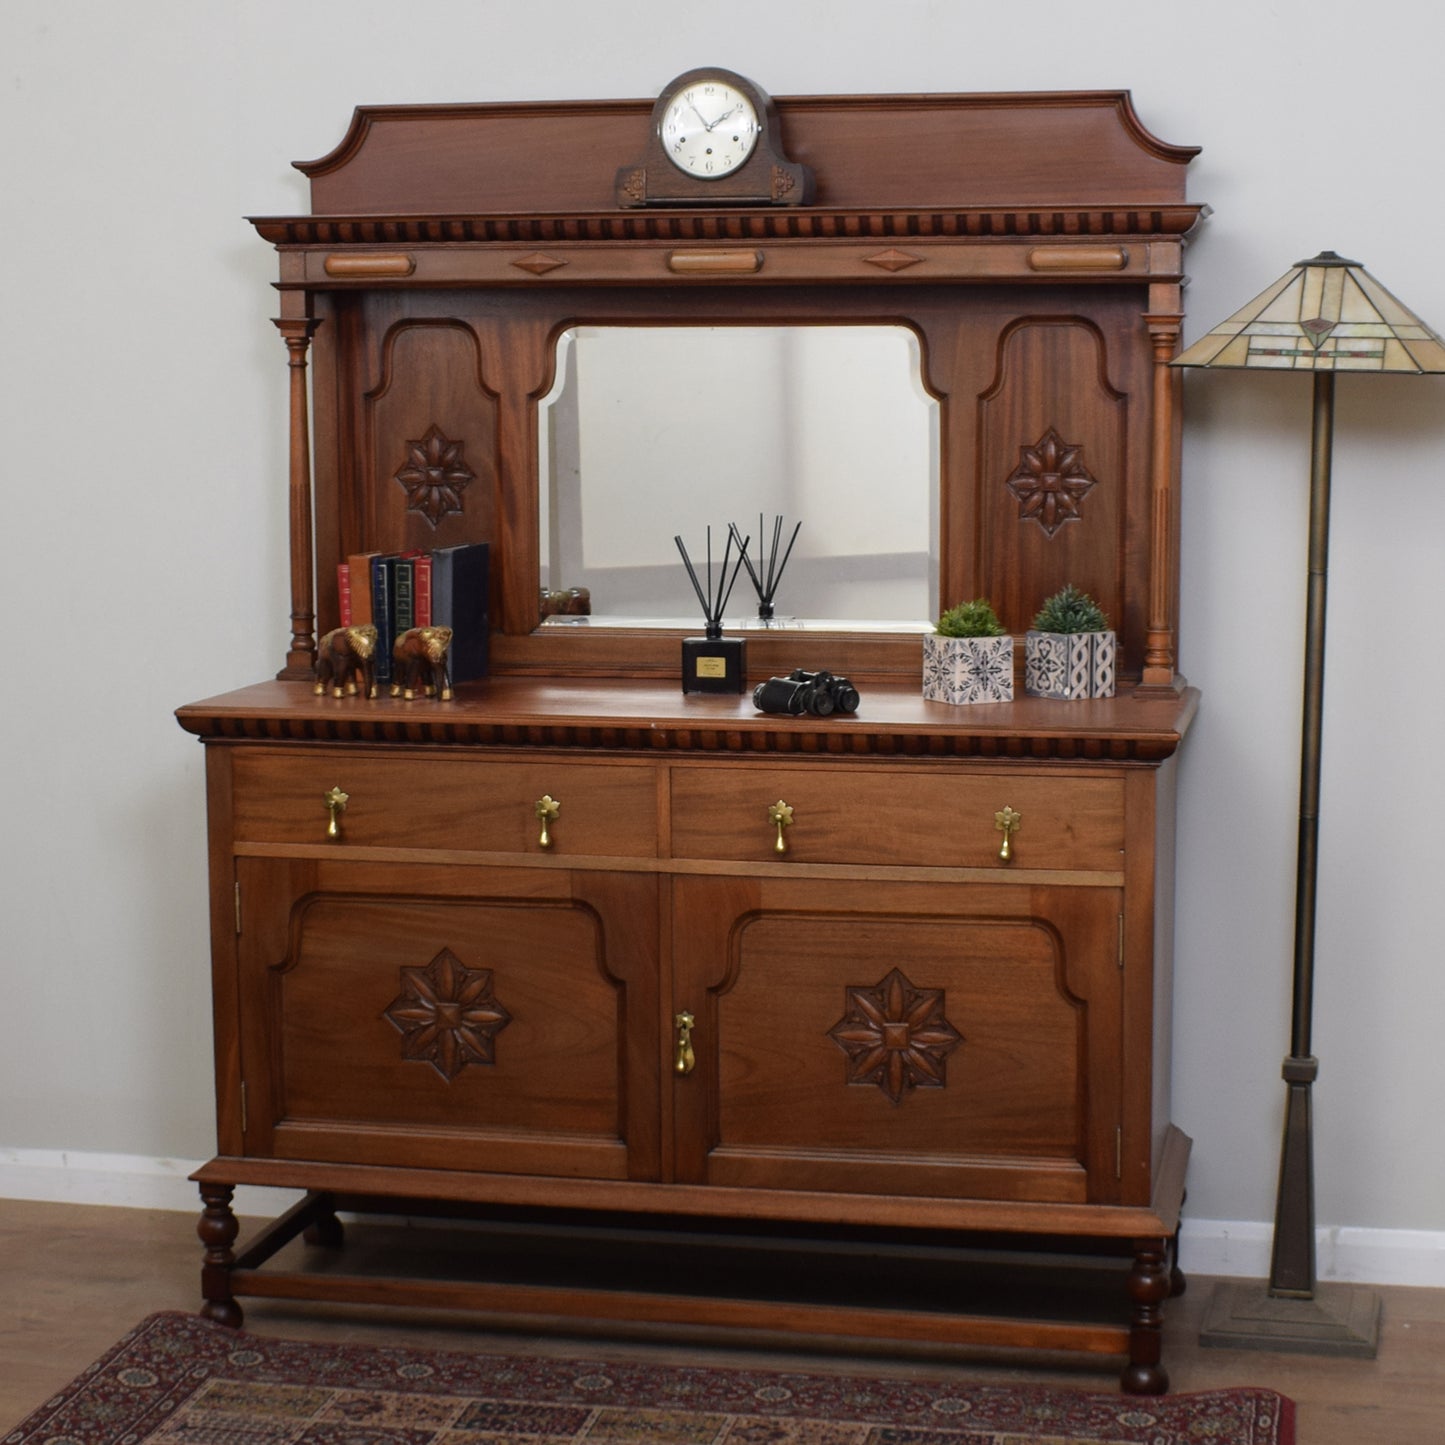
left=752, top=667, right=861, bottom=717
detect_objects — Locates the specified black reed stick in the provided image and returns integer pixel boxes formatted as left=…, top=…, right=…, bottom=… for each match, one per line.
left=731, top=514, right=800, bottom=620
left=676, top=526, right=750, bottom=639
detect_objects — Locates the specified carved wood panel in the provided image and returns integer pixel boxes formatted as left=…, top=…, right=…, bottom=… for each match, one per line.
left=361, top=313, right=500, bottom=558
left=977, top=317, right=1127, bottom=642
left=670, top=876, right=1126, bottom=1204
left=234, top=858, right=661, bottom=1180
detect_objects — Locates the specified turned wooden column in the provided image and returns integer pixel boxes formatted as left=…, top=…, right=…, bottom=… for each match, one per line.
left=1123, top=1239, right=1172, bottom=1395
left=274, top=316, right=322, bottom=681
left=1140, top=311, right=1184, bottom=691
left=197, top=1181, right=243, bottom=1327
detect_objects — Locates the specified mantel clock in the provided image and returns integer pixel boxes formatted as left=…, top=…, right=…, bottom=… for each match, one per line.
left=615, top=67, right=814, bottom=206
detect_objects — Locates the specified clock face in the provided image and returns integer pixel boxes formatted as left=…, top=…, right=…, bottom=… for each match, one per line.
left=659, top=78, right=761, bottom=178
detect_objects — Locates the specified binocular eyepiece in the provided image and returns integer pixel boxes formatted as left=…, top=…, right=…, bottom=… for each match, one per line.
left=752, top=668, right=861, bottom=717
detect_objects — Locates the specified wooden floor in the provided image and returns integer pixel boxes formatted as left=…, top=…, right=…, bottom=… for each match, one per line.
left=4, top=1199, right=1443, bottom=1441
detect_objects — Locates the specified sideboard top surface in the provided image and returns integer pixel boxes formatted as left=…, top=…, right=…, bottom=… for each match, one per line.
left=177, top=680, right=1198, bottom=763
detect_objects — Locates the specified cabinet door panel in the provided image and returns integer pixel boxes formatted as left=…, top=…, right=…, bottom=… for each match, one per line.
left=236, top=860, right=659, bottom=1180
left=671, top=877, right=1123, bottom=1205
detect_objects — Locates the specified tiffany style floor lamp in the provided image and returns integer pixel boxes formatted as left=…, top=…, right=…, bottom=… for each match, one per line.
left=1172, top=251, right=1445, bottom=1353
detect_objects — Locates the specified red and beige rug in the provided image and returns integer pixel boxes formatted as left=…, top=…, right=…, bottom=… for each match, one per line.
left=9, top=1311, right=1293, bottom=1445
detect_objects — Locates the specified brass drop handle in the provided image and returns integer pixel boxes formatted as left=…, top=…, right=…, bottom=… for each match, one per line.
left=995, top=805, right=1021, bottom=863
left=535, top=794, right=560, bottom=849
left=768, top=800, right=794, bottom=855
left=674, top=1011, right=696, bottom=1075
left=324, top=786, right=349, bottom=841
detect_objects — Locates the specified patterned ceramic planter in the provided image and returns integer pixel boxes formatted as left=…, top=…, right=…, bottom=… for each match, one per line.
left=922, top=633, right=1014, bottom=705
left=1024, top=629, right=1116, bottom=699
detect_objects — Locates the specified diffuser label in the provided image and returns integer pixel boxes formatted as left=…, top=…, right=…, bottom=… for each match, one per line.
left=696, top=656, right=728, bottom=678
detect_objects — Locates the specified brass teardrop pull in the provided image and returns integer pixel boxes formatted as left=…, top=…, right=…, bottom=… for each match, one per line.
left=674, top=1011, right=696, bottom=1075
left=768, top=800, right=794, bottom=855
left=995, top=805, right=1021, bottom=862
left=324, top=786, right=349, bottom=841
left=535, top=794, right=560, bottom=849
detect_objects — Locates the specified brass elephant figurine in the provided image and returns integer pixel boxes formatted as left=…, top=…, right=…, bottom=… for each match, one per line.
left=391, top=625, right=454, bottom=700
left=314, top=624, right=379, bottom=699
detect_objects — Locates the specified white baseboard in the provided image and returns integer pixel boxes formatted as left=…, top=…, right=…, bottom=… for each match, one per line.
left=1179, top=1217, right=1445, bottom=1289
left=4, top=1149, right=1443, bottom=1289
left=0, top=1148, right=295, bottom=1220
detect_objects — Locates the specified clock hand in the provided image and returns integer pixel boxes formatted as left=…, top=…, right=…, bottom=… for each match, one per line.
left=705, top=103, right=740, bottom=131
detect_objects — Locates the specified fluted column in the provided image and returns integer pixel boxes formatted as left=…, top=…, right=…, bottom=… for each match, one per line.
left=1140, top=311, right=1184, bottom=690
left=274, top=316, right=322, bottom=680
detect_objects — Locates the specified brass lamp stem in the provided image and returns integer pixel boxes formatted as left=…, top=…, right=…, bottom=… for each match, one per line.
left=1269, top=369, right=1334, bottom=1299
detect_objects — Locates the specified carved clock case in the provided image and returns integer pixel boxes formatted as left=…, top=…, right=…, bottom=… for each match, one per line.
left=177, top=86, right=1203, bottom=1393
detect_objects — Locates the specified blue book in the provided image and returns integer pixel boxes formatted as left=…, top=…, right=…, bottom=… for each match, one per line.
left=430, top=542, right=490, bottom=685
left=369, top=554, right=400, bottom=686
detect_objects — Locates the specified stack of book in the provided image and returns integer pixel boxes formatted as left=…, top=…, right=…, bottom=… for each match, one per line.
left=337, top=542, right=490, bottom=687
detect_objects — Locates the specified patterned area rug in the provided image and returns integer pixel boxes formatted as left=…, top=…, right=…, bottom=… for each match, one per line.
left=9, top=1311, right=1293, bottom=1445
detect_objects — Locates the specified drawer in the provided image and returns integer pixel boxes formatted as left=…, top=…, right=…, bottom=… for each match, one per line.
left=230, top=751, right=659, bottom=856
left=669, top=766, right=1124, bottom=871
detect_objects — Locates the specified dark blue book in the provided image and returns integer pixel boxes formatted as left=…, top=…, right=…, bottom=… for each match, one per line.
left=393, top=555, right=416, bottom=635
left=369, top=553, right=400, bottom=686
left=430, top=542, right=490, bottom=685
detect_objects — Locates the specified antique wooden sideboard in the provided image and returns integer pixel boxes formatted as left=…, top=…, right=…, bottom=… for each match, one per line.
left=176, top=83, right=1204, bottom=1393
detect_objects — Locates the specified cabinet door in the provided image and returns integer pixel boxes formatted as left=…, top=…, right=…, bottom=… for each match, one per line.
left=233, top=859, right=659, bottom=1181
left=670, top=876, right=1126, bottom=1206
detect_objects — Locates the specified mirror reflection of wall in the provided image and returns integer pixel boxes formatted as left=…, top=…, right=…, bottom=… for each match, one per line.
left=539, top=325, right=939, bottom=628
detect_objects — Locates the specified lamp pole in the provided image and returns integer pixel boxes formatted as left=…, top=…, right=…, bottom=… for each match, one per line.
left=1270, top=370, right=1332, bottom=1298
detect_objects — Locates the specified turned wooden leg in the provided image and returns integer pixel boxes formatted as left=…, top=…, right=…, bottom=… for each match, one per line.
left=197, top=1182, right=244, bottom=1328
left=1169, top=1212, right=1188, bottom=1298
left=302, top=1194, right=345, bottom=1249
left=1121, top=1238, right=1170, bottom=1395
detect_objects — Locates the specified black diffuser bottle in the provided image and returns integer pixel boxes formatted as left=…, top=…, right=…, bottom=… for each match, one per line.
left=676, top=526, right=749, bottom=694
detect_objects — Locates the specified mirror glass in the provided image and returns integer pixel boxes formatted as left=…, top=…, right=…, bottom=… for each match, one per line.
left=538, top=326, right=939, bottom=630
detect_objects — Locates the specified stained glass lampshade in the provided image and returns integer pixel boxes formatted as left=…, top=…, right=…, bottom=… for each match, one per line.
left=1173, top=250, right=1445, bottom=373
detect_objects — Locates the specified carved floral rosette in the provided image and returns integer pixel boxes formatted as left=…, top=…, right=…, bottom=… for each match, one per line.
left=922, top=633, right=1014, bottom=705
left=1024, top=629, right=1116, bottom=700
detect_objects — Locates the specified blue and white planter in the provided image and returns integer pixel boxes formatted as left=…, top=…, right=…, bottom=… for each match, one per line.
left=1024, top=629, right=1116, bottom=700
left=922, top=632, right=1014, bottom=705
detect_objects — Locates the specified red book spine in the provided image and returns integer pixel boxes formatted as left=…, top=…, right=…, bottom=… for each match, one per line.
left=337, top=562, right=352, bottom=626
left=413, top=554, right=432, bottom=627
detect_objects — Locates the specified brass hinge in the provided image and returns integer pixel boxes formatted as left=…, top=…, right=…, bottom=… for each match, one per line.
left=1117, top=913, right=1125, bottom=969
left=1116, top=1126, right=1123, bottom=1180
left=240, top=1080, right=248, bottom=1135
left=235, top=880, right=242, bottom=935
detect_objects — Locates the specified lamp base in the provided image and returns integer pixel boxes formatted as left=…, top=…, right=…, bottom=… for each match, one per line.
left=1199, top=1280, right=1379, bottom=1357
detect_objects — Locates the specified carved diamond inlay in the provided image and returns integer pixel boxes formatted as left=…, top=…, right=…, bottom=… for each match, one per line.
left=383, top=948, right=512, bottom=1082
left=513, top=252, right=569, bottom=276
left=864, top=248, right=923, bottom=272
left=394, top=425, right=475, bottom=527
left=827, top=966, right=963, bottom=1104
left=1006, top=426, right=1098, bottom=537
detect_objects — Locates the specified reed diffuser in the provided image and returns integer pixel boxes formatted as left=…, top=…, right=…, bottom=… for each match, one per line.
left=731, top=514, right=800, bottom=622
left=676, top=525, right=750, bottom=693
